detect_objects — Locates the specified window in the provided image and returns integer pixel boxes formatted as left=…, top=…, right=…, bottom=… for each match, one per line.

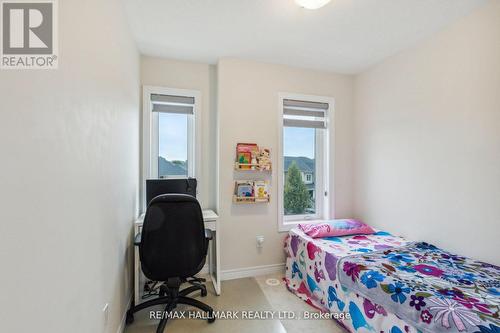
left=278, top=94, right=332, bottom=231
left=142, top=87, right=200, bottom=208
left=158, top=112, right=189, bottom=178
left=151, top=93, right=196, bottom=179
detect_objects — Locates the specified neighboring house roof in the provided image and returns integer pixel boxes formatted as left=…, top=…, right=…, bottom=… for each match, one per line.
left=158, top=156, right=187, bottom=176
left=284, top=156, right=314, bottom=173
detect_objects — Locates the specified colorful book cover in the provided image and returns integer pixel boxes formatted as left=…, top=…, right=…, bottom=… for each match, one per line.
left=236, top=181, right=254, bottom=197
left=254, top=181, right=269, bottom=200
left=236, top=143, right=258, bottom=169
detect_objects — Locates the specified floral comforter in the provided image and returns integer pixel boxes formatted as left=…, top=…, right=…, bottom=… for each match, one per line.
left=338, top=242, right=500, bottom=333
left=285, top=229, right=418, bottom=332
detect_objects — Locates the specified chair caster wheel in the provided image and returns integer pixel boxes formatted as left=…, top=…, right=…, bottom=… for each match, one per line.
left=201, top=287, right=207, bottom=297
left=126, top=311, right=134, bottom=325
left=207, top=309, right=215, bottom=323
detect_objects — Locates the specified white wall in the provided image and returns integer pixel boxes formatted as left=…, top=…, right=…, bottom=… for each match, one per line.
left=353, top=1, right=500, bottom=265
left=140, top=56, right=218, bottom=210
left=138, top=57, right=355, bottom=272
left=217, top=58, right=354, bottom=271
left=0, top=0, right=140, bottom=332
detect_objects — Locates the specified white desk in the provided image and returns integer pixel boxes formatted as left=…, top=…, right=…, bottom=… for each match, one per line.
left=134, top=209, right=220, bottom=305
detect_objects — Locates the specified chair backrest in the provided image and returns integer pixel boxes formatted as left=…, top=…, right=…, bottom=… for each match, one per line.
left=146, top=178, right=197, bottom=205
left=140, top=194, right=206, bottom=281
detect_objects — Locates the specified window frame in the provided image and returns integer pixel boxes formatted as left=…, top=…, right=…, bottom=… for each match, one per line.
left=277, top=92, right=334, bottom=232
left=142, top=86, right=201, bottom=211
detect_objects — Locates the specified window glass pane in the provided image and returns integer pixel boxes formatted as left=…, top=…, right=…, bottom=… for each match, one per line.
left=283, top=126, right=316, bottom=216
left=158, top=112, right=188, bottom=178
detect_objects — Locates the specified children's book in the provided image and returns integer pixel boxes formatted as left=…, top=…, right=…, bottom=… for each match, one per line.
left=236, top=143, right=259, bottom=169
left=236, top=181, right=254, bottom=197
left=254, top=181, right=269, bottom=201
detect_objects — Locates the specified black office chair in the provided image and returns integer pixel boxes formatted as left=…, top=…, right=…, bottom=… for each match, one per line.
left=126, top=194, right=215, bottom=332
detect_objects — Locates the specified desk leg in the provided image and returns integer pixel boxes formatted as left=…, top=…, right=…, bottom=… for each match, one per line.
left=208, top=235, right=213, bottom=278
left=210, top=230, right=221, bottom=295
left=134, top=227, right=140, bottom=306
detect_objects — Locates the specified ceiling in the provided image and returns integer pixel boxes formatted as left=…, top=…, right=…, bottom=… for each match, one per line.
left=124, top=0, right=488, bottom=74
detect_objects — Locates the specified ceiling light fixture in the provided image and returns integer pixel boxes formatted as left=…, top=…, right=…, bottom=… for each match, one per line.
left=295, top=0, right=331, bottom=10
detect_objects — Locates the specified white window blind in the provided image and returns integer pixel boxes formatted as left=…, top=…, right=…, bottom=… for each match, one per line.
left=283, top=99, right=328, bottom=129
left=151, top=94, right=195, bottom=115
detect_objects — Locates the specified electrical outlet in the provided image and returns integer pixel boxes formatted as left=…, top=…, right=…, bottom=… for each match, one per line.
left=102, top=303, right=109, bottom=327
left=256, top=235, right=264, bottom=248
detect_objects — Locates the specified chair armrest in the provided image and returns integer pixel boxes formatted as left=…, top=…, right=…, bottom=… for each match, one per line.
left=134, top=232, right=141, bottom=246
left=205, top=228, right=213, bottom=240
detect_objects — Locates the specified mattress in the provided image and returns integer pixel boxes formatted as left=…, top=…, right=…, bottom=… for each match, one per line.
left=285, top=229, right=500, bottom=333
left=284, top=228, right=417, bottom=333
left=338, top=242, right=500, bottom=333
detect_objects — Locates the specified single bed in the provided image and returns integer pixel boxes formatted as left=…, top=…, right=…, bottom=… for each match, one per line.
left=285, top=228, right=416, bottom=332
left=284, top=228, right=500, bottom=333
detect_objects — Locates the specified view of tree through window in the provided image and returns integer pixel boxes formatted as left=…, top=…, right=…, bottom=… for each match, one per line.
left=283, top=126, right=316, bottom=215
left=158, top=112, right=188, bottom=178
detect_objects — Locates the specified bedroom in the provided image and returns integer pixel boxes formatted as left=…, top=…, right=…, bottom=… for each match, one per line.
left=0, top=0, right=498, bottom=333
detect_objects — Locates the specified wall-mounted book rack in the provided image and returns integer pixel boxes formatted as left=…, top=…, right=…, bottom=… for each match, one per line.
left=235, top=143, right=271, bottom=172
left=233, top=180, right=270, bottom=204
left=233, top=143, right=272, bottom=204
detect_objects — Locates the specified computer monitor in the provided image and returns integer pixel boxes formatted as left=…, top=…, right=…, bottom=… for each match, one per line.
left=146, top=178, right=197, bottom=205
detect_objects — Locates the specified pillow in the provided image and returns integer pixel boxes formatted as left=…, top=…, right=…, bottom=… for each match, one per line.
left=298, top=219, right=375, bottom=238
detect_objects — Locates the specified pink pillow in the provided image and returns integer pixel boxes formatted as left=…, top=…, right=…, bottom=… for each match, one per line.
left=298, top=219, right=375, bottom=238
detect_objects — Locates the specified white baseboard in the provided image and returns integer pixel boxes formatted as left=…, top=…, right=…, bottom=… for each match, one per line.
left=116, top=295, right=133, bottom=333
left=220, top=263, right=285, bottom=281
